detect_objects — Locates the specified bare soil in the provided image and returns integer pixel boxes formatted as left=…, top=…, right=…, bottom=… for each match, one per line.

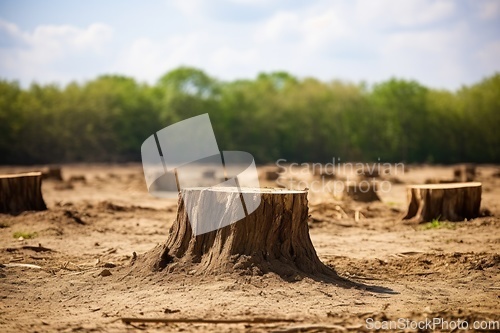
left=0, top=164, right=498, bottom=332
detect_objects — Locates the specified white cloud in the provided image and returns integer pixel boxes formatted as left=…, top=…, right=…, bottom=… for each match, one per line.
left=0, top=20, right=20, bottom=36
left=0, top=20, right=113, bottom=82
left=355, top=0, right=455, bottom=28
left=114, top=32, right=262, bottom=83
left=302, top=9, right=350, bottom=48
left=210, top=46, right=258, bottom=68
left=169, top=0, right=206, bottom=19
left=254, top=5, right=350, bottom=51
left=1, top=20, right=112, bottom=60
left=113, top=34, right=204, bottom=82
left=475, top=0, right=500, bottom=20
left=226, top=0, right=272, bottom=6
left=246, top=0, right=474, bottom=88
left=0, top=1, right=497, bottom=89
left=379, top=24, right=469, bottom=87
left=476, top=40, right=500, bottom=75
left=254, top=11, right=299, bottom=42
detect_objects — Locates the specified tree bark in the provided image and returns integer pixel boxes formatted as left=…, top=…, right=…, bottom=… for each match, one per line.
left=403, top=182, right=481, bottom=222
left=138, top=188, right=338, bottom=280
left=0, top=172, right=47, bottom=215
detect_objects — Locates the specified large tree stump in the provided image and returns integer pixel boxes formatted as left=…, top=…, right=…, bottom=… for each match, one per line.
left=0, top=172, right=47, bottom=215
left=138, top=188, right=338, bottom=280
left=403, top=182, right=481, bottom=222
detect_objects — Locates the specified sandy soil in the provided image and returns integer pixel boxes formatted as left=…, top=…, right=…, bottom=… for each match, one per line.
left=0, top=164, right=499, bottom=332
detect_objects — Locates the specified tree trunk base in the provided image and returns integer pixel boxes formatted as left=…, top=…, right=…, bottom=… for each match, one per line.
left=135, top=188, right=339, bottom=281
left=0, top=172, right=47, bottom=215
left=403, top=182, right=481, bottom=223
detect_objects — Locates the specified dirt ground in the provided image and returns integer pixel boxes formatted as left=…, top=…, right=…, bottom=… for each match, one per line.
left=0, top=164, right=499, bottom=332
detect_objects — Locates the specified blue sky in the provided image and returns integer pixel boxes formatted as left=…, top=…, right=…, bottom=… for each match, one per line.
left=0, top=0, right=499, bottom=90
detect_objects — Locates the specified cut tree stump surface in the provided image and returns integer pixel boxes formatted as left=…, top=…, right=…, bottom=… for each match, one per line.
left=0, top=172, right=47, bottom=215
left=135, top=187, right=340, bottom=280
left=403, top=182, right=481, bottom=222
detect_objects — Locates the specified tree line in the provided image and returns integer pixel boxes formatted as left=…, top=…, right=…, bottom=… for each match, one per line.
left=1, top=67, right=499, bottom=165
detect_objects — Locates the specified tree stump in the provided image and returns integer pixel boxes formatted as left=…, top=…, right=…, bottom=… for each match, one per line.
left=137, top=188, right=338, bottom=280
left=360, top=169, right=380, bottom=178
left=343, top=183, right=380, bottom=202
left=453, top=164, right=476, bottom=182
left=264, top=170, right=280, bottom=181
left=0, top=172, right=47, bottom=215
left=41, top=166, right=63, bottom=181
left=403, top=182, right=481, bottom=222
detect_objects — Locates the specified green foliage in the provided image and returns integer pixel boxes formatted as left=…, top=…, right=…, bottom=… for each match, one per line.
left=428, top=218, right=442, bottom=229
left=0, top=69, right=499, bottom=164
left=13, top=231, right=38, bottom=239
left=421, top=218, right=456, bottom=230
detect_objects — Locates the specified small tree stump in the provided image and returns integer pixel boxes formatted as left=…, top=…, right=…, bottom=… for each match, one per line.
left=403, top=182, right=481, bottom=222
left=343, top=183, right=380, bottom=202
left=453, top=164, right=476, bottom=182
left=0, top=172, right=47, bottom=215
left=264, top=170, right=280, bottom=181
left=360, top=169, right=380, bottom=178
left=317, top=171, right=336, bottom=180
left=137, top=188, right=338, bottom=279
left=202, top=169, right=216, bottom=179
left=41, top=166, right=63, bottom=181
